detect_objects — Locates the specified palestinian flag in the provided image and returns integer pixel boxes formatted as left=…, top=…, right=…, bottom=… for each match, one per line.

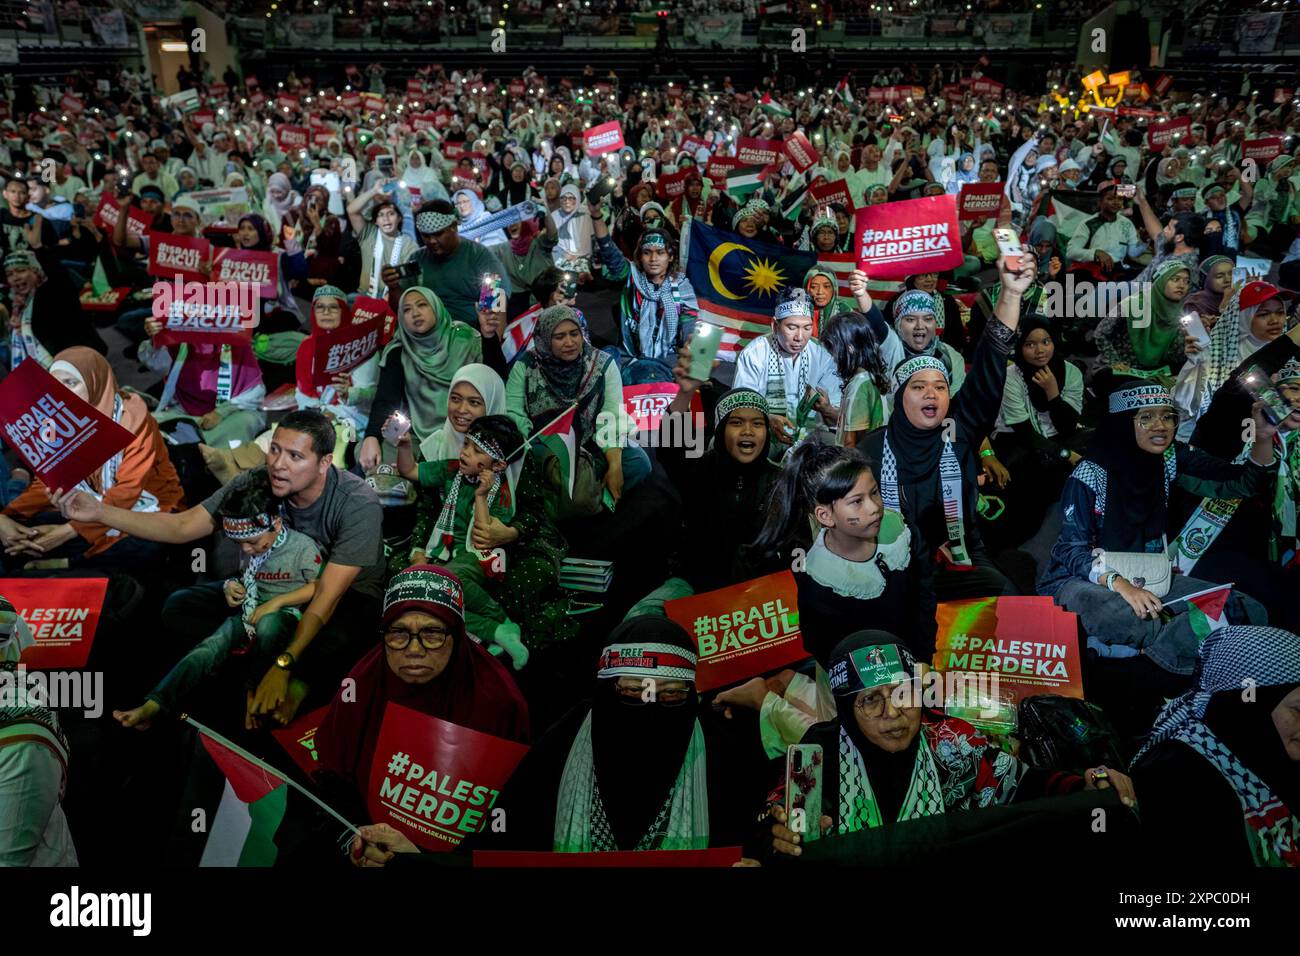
left=835, top=75, right=854, bottom=106
left=533, top=404, right=579, bottom=496
left=760, top=93, right=791, bottom=119
left=502, top=303, right=540, bottom=363
left=195, top=722, right=289, bottom=867
left=1182, top=584, right=1232, bottom=642
left=726, top=163, right=766, bottom=201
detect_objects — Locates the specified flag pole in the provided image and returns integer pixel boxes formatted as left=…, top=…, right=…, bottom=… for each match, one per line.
left=1160, top=582, right=1235, bottom=609
left=182, top=713, right=360, bottom=835
left=511, top=401, right=579, bottom=462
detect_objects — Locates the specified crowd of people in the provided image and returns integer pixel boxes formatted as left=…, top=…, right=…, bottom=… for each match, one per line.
left=0, top=50, right=1297, bottom=870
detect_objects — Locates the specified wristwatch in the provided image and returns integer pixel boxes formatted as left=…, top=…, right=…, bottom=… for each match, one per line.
left=274, top=652, right=296, bottom=671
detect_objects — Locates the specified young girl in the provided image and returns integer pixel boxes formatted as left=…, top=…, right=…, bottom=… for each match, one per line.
left=821, top=313, right=893, bottom=446
left=726, top=443, right=934, bottom=757
left=392, top=414, right=571, bottom=667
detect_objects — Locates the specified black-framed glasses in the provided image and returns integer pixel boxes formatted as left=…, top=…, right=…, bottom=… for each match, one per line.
left=382, top=626, right=452, bottom=651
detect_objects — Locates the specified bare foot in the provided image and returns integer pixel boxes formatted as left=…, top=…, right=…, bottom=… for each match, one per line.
left=714, top=676, right=769, bottom=717
left=114, top=700, right=160, bottom=730
left=272, top=678, right=309, bottom=725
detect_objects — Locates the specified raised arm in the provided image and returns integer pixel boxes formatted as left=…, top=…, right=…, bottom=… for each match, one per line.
left=50, top=489, right=215, bottom=544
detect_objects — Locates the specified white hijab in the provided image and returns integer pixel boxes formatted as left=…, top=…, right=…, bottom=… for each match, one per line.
left=418, top=363, right=507, bottom=462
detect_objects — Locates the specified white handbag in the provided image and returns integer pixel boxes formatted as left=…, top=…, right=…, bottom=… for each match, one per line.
left=1105, top=551, right=1173, bottom=598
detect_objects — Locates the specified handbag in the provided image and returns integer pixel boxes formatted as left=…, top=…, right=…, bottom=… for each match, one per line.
left=543, top=445, right=605, bottom=521
left=1103, top=550, right=1172, bottom=598
left=1016, top=694, right=1126, bottom=772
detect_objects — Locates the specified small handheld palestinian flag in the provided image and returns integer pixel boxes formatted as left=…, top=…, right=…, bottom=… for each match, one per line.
left=526, top=403, right=579, bottom=496
left=835, top=75, right=854, bottom=106
left=760, top=92, right=792, bottom=119
left=1171, top=584, right=1233, bottom=642
left=502, top=303, right=540, bottom=362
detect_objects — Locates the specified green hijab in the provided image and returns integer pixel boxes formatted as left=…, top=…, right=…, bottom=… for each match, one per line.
left=1123, top=260, right=1191, bottom=369
left=382, top=286, right=483, bottom=444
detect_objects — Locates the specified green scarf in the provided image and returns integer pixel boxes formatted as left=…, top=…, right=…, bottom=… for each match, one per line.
left=1124, top=260, right=1191, bottom=369
left=553, top=711, right=709, bottom=852
left=381, top=286, right=482, bottom=446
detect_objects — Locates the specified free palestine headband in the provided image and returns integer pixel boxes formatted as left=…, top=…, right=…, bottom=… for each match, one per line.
left=1109, top=384, right=1174, bottom=414
left=597, top=643, right=697, bottom=682
left=383, top=565, right=465, bottom=622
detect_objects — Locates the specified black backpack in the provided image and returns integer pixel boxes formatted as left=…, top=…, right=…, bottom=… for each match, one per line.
left=1016, top=694, right=1125, bottom=772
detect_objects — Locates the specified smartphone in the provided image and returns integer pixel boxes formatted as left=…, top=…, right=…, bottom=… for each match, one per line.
left=1180, top=311, right=1211, bottom=351
left=1116, top=183, right=1136, bottom=199
left=586, top=176, right=615, bottom=205
left=394, top=260, right=421, bottom=280
left=784, top=744, right=825, bottom=843
left=685, top=322, right=722, bottom=381
left=993, top=227, right=1023, bottom=270
left=478, top=272, right=504, bottom=313
left=376, top=154, right=395, bottom=178
left=559, top=272, right=578, bottom=301
left=1239, top=369, right=1293, bottom=427
left=381, top=411, right=412, bottom=445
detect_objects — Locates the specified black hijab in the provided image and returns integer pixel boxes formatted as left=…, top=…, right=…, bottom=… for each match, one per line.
left=591, top=616, right=700, bottom=851
left=1084, top=377, right=1170, bottom=552
left=1013, top=313, right=1070, bottom=413
left=1204, top=682, right=1300, bottom=814
left=829, top=630, right=920, bottom=824
left=704, top=387, right=776, bottom=511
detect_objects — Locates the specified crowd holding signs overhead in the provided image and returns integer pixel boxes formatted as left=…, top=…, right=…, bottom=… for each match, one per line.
left=1, top=47, right=1300, bottom=873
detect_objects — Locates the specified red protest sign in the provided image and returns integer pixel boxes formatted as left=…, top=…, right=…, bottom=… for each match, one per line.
left=443, top=141, right=465, bottom=160
left=705, top=155, right=740, bottom=187
left=366, top=704, right=529, bottom=852
left=508, top=81, right=525, bottom=97
left=957, top=181, right=1005, bottom=220
left=0, top=361, right=134, bottom=498
left=211, top=247, right=278, bottom=298
left=1243, top=137, right=1283, bottom=163
left=583, top=120, right=625, bottom=157
left=248, top=91, right=267, bottom=109
left=270, top=705, right=329, bottom=778
left=312, top=316, right=382, bottom=387
left=783, top=131, right=819, bottom=173
left=351, top=294, right=398, bottom=345
left=94, top=194, right=151, bottom=239
left=1275, top=88, right=1294, bottom=105
left=1146, top=117, right=1190, bottom=150
left=868, top=87, right=886, bottom=103
left=361, top=93, right=384, bottom=113
left=245, top=74, right=260, bottom=89
left=1153, top=74, right=1174, bottom=96
left=340, top=92, right=362, bottom=109
left=737, top=137, right=783, bottom=167
left=944, top=84, right=964, bottom=104
left=808, top=177, right=855, bottom=212
left=191, top=109, right=216, bottom=129
left=855, top=194, right=964, bottom=280
left=147, top=231, right=211, bottom=282
left=972, top=79, right=1004, bottom=96
left=665, top=571, right=807, bottom=693
left=411, top=111, right=439, bottom=132
left=406, top=78, right=424, bottom=95
left=4, top=578, right=108, bottom=670
left=474, top=848, right=743, bottom=867
left=655, top=169, right=693, bottom=201
left=150, top=282, right=257, bottom=347
left=679, top=135, right=710, bottom=158
left=208, top=82, right=229, bottom=99
left=276, top=93, right=300, bottom=112
left=277, top=125, right=310, bottom=152
left=433, top=109, right=452, bottom=129
left=621, top=382, right=702, bottom=434
left=931, top=596, right=1084, bottom=705
left=59, top=93, right=85, bottom=115
left=313, top=130, right=335, bottom=146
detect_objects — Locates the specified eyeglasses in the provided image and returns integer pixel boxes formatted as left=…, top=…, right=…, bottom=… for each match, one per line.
left=382, top=626, right=452, bottom=651
left=1135, top=412, right=1179, bottom=429
left=854, top=689, right=905, bottom=719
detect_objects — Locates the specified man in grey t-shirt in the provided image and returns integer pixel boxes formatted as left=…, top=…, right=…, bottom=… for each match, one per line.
left=52, top=410, right=385, bottom=726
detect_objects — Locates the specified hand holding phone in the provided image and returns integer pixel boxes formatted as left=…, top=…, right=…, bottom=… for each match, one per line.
left=684, top=322, right=722, bottom=382
left=381, top=411, right=412, bottom=445
left=783, top=744, right=825, bottom=844
left=993, top=227, right=1023, bottom=271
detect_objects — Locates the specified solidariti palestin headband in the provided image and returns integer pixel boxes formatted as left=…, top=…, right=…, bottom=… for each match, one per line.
left=1109, top=384, right=1174, bottom=413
